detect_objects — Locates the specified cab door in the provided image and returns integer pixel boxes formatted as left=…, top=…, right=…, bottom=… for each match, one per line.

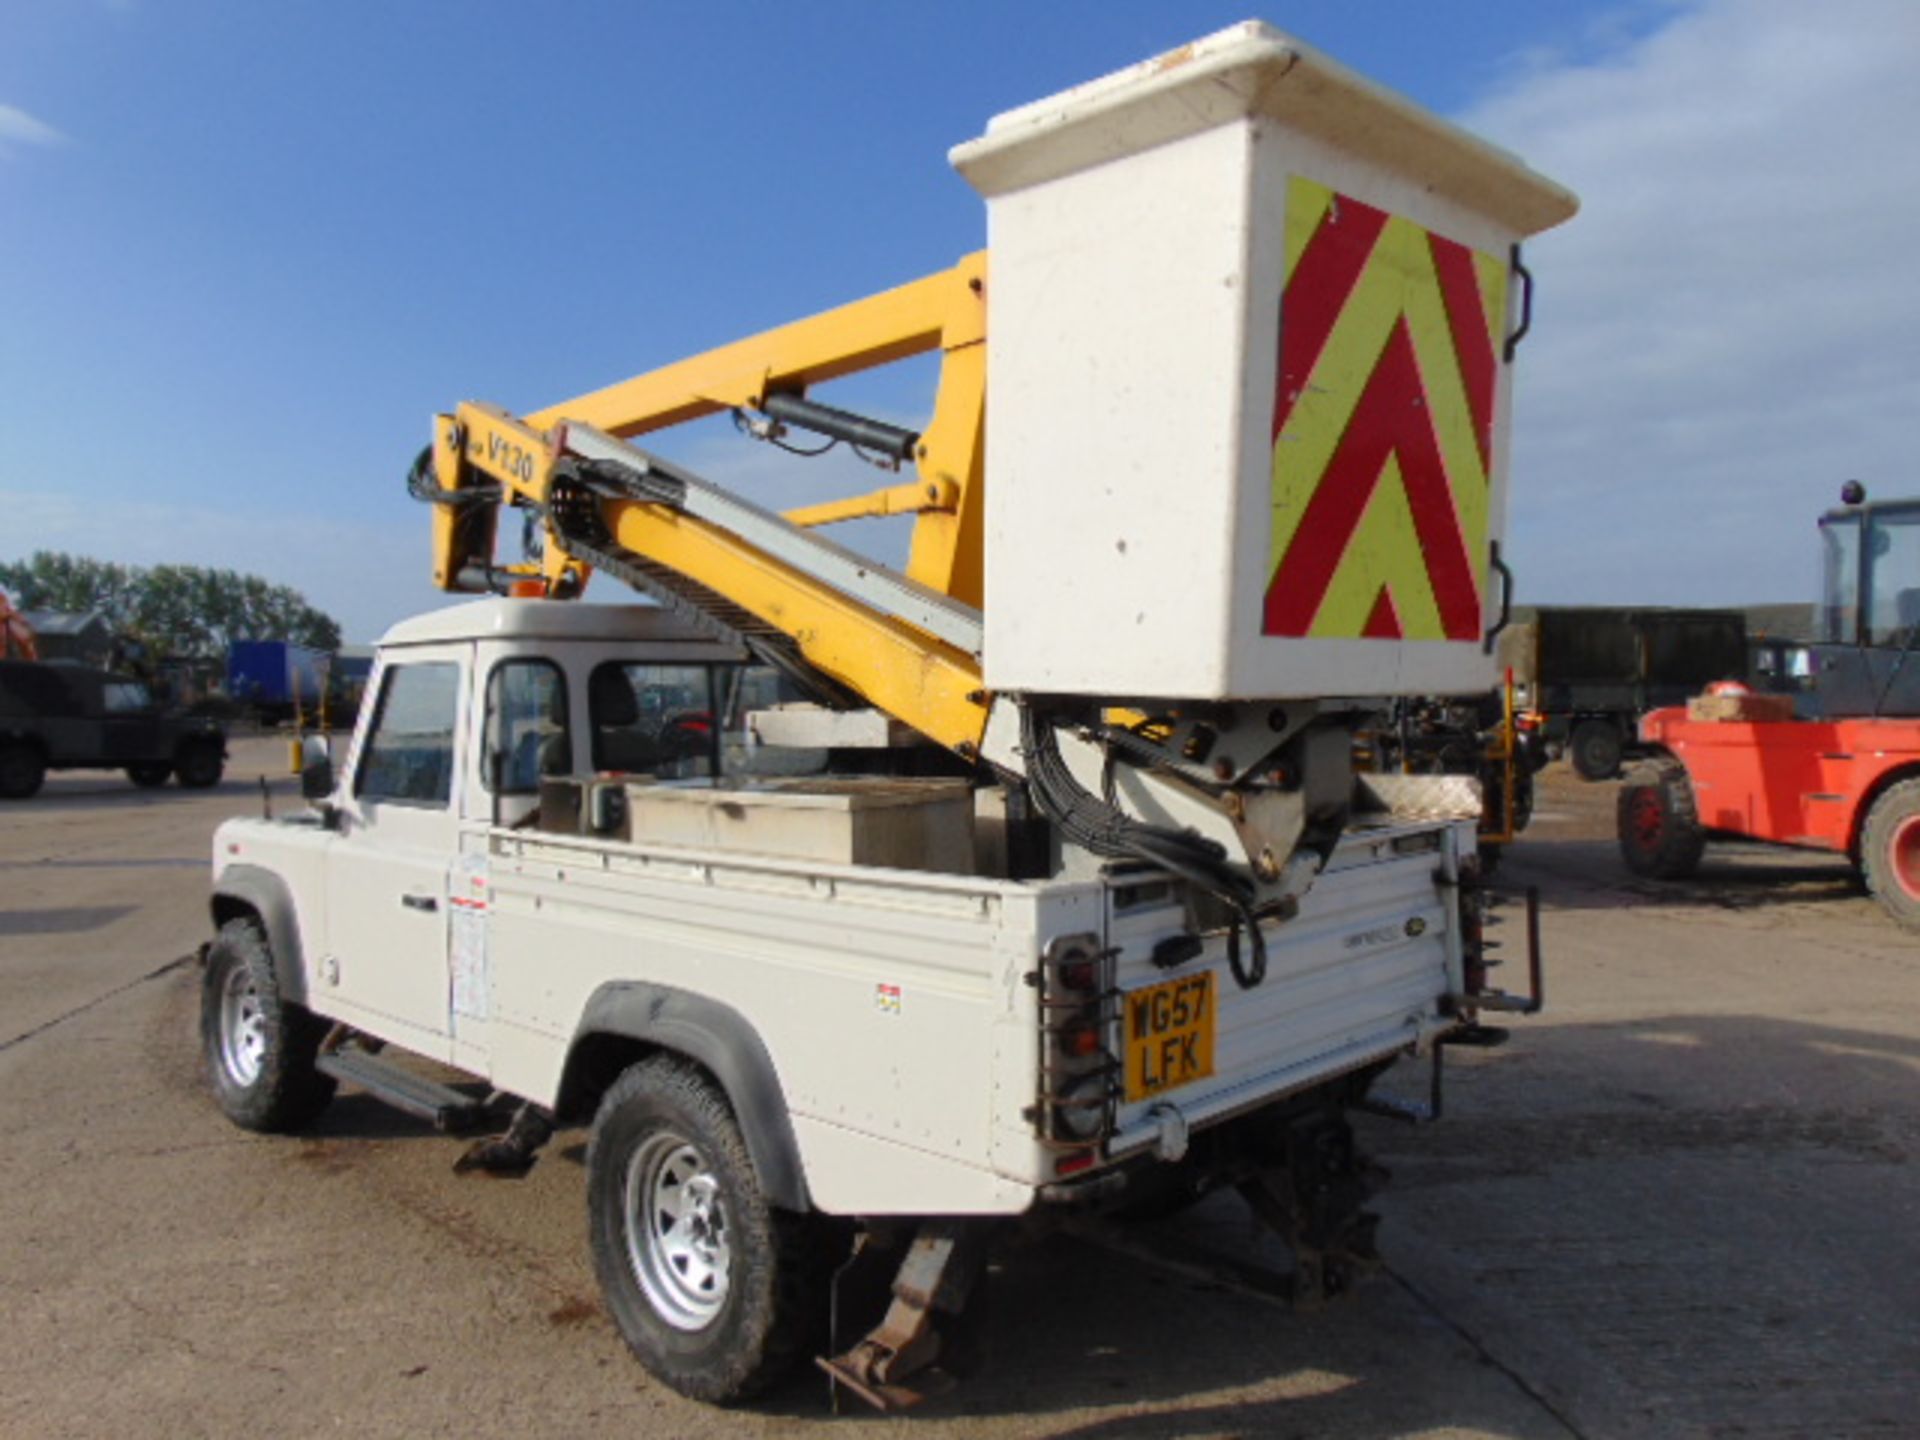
left=322, top=649, right=466, bottom=1056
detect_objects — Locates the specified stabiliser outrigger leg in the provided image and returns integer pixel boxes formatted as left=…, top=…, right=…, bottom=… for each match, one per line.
left=1237, top=1106, right=1388, bottom=1308
left=817, top=1220, right=990, bottom=1412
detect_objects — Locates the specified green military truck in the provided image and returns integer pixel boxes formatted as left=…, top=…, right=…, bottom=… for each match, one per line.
left=1497, top=607, right=1748, bottom=780
left=0, top=659, right=227, bottom=799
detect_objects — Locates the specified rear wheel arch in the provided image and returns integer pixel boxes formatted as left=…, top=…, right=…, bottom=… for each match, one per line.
left=558, top=984, right=810, bottom=1214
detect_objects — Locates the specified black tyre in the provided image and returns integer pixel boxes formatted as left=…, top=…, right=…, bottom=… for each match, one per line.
left=126, top=762, right=173, bottom=788
left=1570, top=719, right=1624, bottom=781
left=175, top=739, right=225, bottom=789
left=1481, top=764, right=1535, bottom=835
left=586, top=1058, right=824, bottom=1404
left=1859, top=778, right=1920, bottom=932
left=0, top=741, right=46, bottom=799
left=1617, top=760, right=1706, bottom=879
left=200, top=918, right=336, bottom=1131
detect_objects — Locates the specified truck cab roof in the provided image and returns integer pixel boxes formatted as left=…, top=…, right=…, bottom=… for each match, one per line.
left=378, top=599, right=740, bottom=653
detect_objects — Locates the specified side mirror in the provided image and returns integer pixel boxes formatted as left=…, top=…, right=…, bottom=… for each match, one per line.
left=301, top=737, right=334, bottom=803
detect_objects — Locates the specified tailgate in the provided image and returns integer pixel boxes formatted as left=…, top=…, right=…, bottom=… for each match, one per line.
left=1104, top=820, right=1466, bottom=1157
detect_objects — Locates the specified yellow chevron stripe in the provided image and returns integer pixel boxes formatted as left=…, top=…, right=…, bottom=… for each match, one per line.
left=1473, top=247, right=1507, bottom=354
left=1310, top=453, right=1446, bottom=639
left=1283, top=176, right=1336, bottom=285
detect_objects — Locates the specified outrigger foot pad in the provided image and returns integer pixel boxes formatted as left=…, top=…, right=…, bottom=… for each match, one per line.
left=817, top=1220, right=986, bottom=1412
left=452, top=1103, right=555, bottom=1178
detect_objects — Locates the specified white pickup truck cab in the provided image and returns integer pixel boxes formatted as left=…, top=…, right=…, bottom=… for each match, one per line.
left=203, top=598, right=1509, bottom=1404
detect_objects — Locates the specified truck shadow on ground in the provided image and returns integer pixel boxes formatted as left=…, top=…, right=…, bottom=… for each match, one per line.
left=1501, top=836, right=1870, bottom=915
left=10, top=772, right=287, bottom=811
left=1351, top=1009, right=1920, bottom=1436
left=773, top=1007, right=1920, bottom=1432
left=0, top=904, right=138, bottom=935
left=756, top=1239, right=1546, bottom=1435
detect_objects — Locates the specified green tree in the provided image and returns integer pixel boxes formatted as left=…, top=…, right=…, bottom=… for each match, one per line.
left=0, top=551, right=341, bottom=657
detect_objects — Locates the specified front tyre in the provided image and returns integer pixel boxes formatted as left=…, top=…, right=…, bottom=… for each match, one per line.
left=1617, top=760, right=1706, bottom=879
left=0, top=742, right=45, bottom=799
left=175, top=738, right=225, bottom=789
left=586, top=1058, right=822, bottom=1404
left=126, top=762, right=172, bottom=788
left=1860, top=778, right=1920, bottom=932
left=200, top=918, right=336, bottom=1131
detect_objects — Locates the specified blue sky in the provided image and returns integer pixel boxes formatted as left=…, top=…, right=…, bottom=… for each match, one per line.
left=4, top=1, right=1916, bottom=642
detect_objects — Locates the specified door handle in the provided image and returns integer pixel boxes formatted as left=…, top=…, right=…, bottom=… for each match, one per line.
left=401, top=893, right=439, bottom=913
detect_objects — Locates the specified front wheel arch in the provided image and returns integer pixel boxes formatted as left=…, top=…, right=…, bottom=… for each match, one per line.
left=1846, top=762, right=1920, bottom=868
left=211, top=866, right=310, bottom=1007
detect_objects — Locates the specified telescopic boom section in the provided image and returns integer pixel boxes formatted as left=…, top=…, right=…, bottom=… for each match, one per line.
left=425, top=253, right=991, bottom=755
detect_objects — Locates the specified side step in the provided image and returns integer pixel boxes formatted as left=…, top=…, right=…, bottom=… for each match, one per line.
left=316, top=1049, right=490, bottom=1133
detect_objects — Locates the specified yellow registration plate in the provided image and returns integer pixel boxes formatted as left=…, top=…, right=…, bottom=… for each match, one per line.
left=1124, top=972, right=1216, bottom=1102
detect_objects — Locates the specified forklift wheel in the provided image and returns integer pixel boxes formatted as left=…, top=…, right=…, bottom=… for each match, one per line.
left=1860, top=779, right=1920, bottom=932
left=1617, top=760, right=1705, bottom=880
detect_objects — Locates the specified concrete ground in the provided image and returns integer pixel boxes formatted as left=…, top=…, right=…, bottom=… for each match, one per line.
left=1, top=742, right=1913, bottom=1438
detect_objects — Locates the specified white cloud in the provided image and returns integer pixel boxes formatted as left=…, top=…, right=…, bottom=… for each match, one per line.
left=0, top=103, right=67, bottom=155
left=1462, top=0, right=1920, bottom=609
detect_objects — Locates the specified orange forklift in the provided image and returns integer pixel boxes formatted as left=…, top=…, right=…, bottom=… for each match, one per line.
left=1619, top=483, right=1920, bottom=929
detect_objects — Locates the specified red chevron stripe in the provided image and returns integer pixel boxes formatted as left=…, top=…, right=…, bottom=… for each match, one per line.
left=1263, top=320, right=1480, bottom=639
left=1428, top=232, right=1497, bottom=472
left=1272, top=195, right=1388, bottom=442
left=1362, top=586, right=1402, bottom=638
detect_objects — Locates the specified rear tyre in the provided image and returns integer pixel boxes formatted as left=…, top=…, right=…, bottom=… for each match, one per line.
left=1570, top=720, right=1624, bottom=781
left=1859, top=778, right=1920, bottom=932
left=0, top=742, right=46, bottom=799
left=586, top=1057, right=825, bottom=1404
left=175, top=739, right=224, bottom=789
left=126, top=762, right=173, bottom=788
left=200, top=918, right=336, bottom=1131
left=1617, top=760, right=1706, bottom=879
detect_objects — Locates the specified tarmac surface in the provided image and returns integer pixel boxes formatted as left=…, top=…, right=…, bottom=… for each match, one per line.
left=1, top=738, right=1914, bottom=1438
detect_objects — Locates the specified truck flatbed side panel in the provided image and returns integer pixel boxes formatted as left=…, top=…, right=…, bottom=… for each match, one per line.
left=479, top=831, right=1067, bottom=1214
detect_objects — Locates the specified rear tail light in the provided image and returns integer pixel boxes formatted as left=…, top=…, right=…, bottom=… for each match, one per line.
left=1029, top=933, right=1118, bottom=1155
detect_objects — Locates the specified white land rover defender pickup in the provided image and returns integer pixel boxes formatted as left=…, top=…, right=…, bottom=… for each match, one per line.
left=202, top=599, right=1525, bottom=1405
left=201, top=21, right=1568, bottom=1410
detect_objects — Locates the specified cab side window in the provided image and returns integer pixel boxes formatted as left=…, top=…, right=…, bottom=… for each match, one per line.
left=356, top=662, right=460, bottom=806
left=589, top=663, right=713, bottom=779
left=485, top=659, right=571, bottom=794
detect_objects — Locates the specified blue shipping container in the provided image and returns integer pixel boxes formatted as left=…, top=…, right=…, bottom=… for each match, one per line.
left=227, top=640, right=328, bottom=713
